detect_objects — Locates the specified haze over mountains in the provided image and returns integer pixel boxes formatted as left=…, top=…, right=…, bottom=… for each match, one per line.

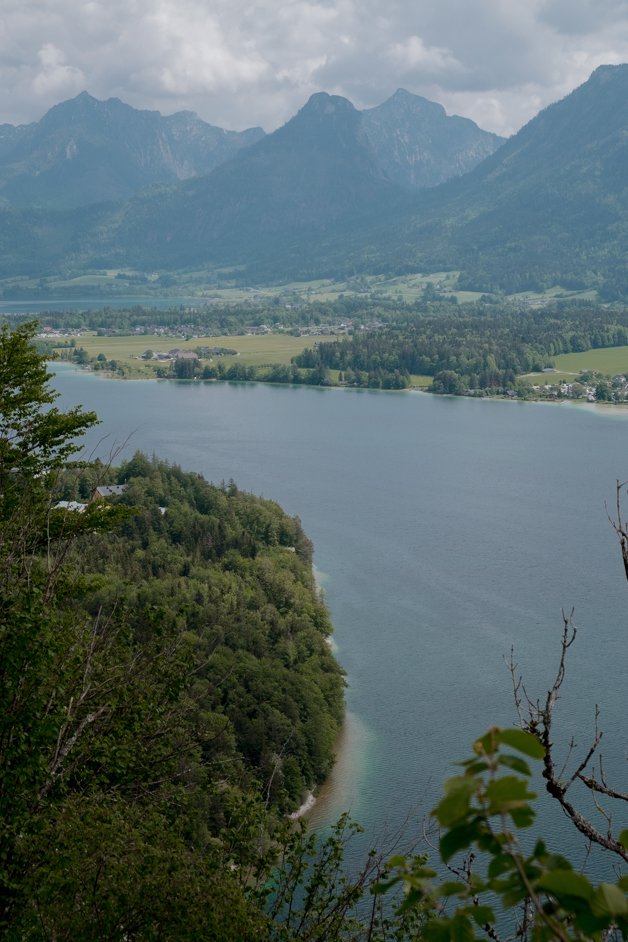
left=0, top=65, right=626, bottom=297
left=0, top=92, right=265, bottom=209
left=0, top=87, right=501, bottom=210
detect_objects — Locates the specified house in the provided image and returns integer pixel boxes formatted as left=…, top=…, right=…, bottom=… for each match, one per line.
left=54, top=500, right=87, bottom=512
left=168, top=348, right=199, bottom=360
left=175, top=350, right=199, bottom=361
left=94, top=484, right=127, bottom=499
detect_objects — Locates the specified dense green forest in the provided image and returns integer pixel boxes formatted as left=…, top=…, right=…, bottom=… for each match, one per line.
left=57, top=455, right=345, bottom=812
left=293, top=302, right=628, bottom=393
left=0, top=323, right=350, bottom=938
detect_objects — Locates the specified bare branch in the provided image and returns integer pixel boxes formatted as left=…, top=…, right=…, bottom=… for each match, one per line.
left=578, top=775, right=628, bottom=803
left=518, top=612, right=628, bottom=863
left=606, top=479, right=628, bottom=581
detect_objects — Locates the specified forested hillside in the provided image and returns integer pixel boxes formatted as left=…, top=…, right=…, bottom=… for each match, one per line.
left=0, top=323, right=344, bottom=938
left=59, top=454, right=345, bottom=810
left=0, top=92, right=265, bottom=209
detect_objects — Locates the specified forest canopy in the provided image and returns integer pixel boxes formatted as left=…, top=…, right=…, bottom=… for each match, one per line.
left=0, top=322, right=344, bottom=938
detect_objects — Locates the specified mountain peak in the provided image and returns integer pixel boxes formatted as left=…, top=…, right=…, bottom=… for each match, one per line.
left=382, top=88, right=445, bottom=116
left=361, top=88, right=503, bottom=190
left=50, top=90, right=100, bottom=113
left=0, top=93, right=266, bottom=209
left=590, top=62, right=628, bottom=80
left=300, top=92, right=357, bottom=117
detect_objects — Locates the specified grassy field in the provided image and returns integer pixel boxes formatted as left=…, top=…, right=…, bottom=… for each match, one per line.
left=509, top=286, right=598, bottom=304
left=409, top=375, right=433, bottom=388
left=523, top=346, right=628, bottom=384
left=54, top=330, right=436, bottom=387
left=58, top=332, right=317, bottom=376
left=553, top=346, right=628, bottom=375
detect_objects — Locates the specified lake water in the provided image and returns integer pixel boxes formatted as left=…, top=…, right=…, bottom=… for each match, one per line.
left=51, top=365, right=628, bottom=876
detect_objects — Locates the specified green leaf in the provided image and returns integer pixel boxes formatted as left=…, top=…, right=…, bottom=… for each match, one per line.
left=540, top=851, right=572, bottom=871
left=485, top=776, right=536, bottom=813
left=488, top=853, right=513, bottom=879
left=440, top=820, right=482, bottom=863
left=509, top=806, right=535, bottom=828
left=388, top=854, right=407, bottom=868
left=498, top=753, right=531, bottom=776
left=424, top=919, right=455, bottom=942
left=458, top=758, right=489, bottom=774
left=372, top=877, right=400, bottom=894
left=619, top=829, right=628, bottom=851
left=450, top=912, right=476, bottom=942
left=469, top=904, right=495, bottom=926
left=536, top=870, right=593, bottom=902
left=497, top=728, right=545, bottom=759
left=473, top=728, right=501, bottom=757
left=590, top=883, right=628, bottom=918
left=440, top=881, right=468, bottom=897
left=434, top=776, right=477, bottom=827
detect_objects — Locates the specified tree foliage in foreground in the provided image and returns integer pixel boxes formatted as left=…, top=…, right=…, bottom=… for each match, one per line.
left=383, top=724, right=627, bottom=941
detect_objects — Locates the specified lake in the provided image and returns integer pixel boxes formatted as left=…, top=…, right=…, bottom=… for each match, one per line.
left=51, top=365, right=628, bottom=876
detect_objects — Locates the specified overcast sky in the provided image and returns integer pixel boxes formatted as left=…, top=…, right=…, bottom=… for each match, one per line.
left=2, top=0, right=628, bottom=136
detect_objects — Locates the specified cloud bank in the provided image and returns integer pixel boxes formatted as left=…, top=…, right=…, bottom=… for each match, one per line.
left=1, top=0, right=628, bottom=136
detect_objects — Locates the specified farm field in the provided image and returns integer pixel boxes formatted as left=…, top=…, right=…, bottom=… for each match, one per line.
left=56, top=331, right=317, bottom=376
left=552, top=346, right=628, bottom=375
left=523, top=345, right=628, bottom=384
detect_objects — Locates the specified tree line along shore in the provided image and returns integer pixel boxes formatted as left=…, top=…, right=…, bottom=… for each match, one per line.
left=25, top=295, right=628, bottom=402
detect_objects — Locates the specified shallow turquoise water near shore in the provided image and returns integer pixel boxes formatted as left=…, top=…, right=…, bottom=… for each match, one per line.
left=51, top=366, right=628, bottom=877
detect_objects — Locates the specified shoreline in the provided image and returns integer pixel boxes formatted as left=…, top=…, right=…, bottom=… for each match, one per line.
left=50, top=361, right=628, bottom=411
left=300, top=711, right=371, bottom=830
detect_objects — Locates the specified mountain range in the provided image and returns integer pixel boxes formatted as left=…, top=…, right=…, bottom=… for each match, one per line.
left=0, top=92, right=265, bottom=209
left=0, top=65, right=626, bottom=296
left=0, top=88, right=501, bottom=211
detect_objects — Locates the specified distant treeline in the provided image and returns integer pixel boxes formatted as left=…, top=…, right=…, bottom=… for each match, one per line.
left=293, top=302, right=628, bottom=392
left=5, top=294, right=413, bottom=333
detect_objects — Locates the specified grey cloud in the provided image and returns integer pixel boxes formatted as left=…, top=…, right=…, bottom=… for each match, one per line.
left=538, top=0, right=628, bottom=35
left=0, top=0, right=627, bottom=136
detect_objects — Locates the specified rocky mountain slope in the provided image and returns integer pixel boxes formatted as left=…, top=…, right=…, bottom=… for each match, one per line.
left=0, top=92, right=265, bottom=208
left=361, top=88, right=503, bottom=189
left=294, top=64, right=628, bottom=295
left=0, top=87, right=501, bottom=213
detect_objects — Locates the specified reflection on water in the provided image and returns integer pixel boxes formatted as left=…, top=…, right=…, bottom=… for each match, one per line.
left=307, top=711, right=374, bottom=830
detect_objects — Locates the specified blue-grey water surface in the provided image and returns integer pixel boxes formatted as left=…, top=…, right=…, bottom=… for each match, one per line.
left=51, top=366, right=628, bottom=876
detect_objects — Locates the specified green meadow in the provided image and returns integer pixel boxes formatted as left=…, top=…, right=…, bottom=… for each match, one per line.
left=523, top=345, right=628, bottom=384
left=553, top=346, right=628, bottom=375
left=58, top=332, right=317, bottom=376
